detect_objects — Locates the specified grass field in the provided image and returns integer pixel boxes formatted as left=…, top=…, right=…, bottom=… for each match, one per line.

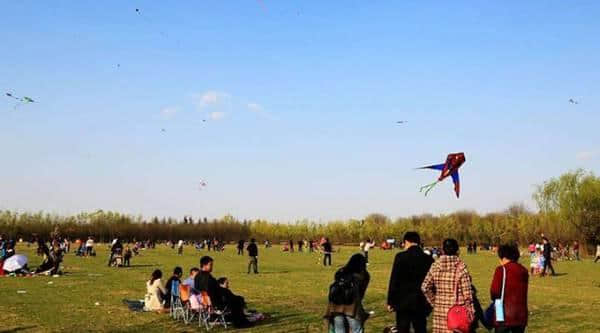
left=1, top=244, right=600, bottom=332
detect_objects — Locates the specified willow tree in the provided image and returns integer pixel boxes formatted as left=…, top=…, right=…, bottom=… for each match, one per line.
left=534, top=169, right=600, bottom=251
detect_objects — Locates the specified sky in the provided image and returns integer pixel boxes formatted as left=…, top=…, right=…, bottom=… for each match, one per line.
left=1, top=1, right=599, bottom=222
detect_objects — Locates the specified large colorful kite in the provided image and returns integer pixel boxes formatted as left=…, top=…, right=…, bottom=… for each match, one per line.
left=418, top=152, right=466, bottom=198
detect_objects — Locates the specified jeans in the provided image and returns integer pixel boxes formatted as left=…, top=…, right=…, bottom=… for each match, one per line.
left=495, top=325, right=526, bottom=333
left=542, top=257, right=555, bottom=275
left=332, top=315, right=363, bottom=333
left=323, top=253, right=332, bottom=266
left=248, top=256, right=258, bottom=274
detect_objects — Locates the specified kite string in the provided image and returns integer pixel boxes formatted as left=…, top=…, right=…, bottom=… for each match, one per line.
left=419, top=181, right=439, bottom=196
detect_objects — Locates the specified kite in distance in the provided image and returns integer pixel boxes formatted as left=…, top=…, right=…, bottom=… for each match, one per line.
left=569, top=98, right=579, bottom=104
left=396, top=121, right=407, bottom=124
left=199, top=181, right=207, bottom=190
left=5, top=93, right=35, bottom=109
left=418, top=152, right=466, bottom=198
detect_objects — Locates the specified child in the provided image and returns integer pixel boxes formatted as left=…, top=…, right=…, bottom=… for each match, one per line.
left=530, top=250, right=538, bottom=275
left=537, top=249, right=545, bottom=275
left=123, top=246, right=132, bottom=267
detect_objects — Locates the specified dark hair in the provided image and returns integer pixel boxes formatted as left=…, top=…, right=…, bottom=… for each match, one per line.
left=189, top=267, right=199, bottom=274
left=442, top=238, right=459, bottom=256
left=150, top=269, right=162, bottom=284
left=403, top=232, right=421, bottom=245
left=344, top=253, right=367, bottom=274
left=250, top=238, right=256, bottom=243
left=200, top=256, right=213, bottom=267
left=498, top=244, right=520, bottom=262
left=217, top=277, right=228, bottom=285
left=173, top=266, right=183, bottom=276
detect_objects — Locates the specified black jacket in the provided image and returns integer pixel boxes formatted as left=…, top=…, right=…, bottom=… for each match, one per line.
left=247, top=243, right=258, bottom=257
left=543, top=242, right=552, bottom=259
left=194, top=271, right=223, bottom=308
left=387, top=246, right=434, bottom=315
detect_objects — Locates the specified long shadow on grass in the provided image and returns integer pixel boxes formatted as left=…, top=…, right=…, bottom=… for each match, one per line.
left=0, top=326, right=37, bottom=333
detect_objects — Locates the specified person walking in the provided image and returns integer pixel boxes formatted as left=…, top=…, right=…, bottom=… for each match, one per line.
left=324, top=253, right=370, bottom=333
left=541, top=237, right=556, bottom=276
left=177, top=239, right=184, bottom=255
left=422, top=238, right=475, bottom=333
left=85, top=236, right=94, bottom=256
left=298, top=240, right=304, bottom=252
left=595, top=242, right=600, bottom=263
left=490, top=244, right=529, bottom=333
left=247, top=238, right=259, bottom=274
left=322, top=238, right=333, bottom=266
left=387, top=232, right=434, bottom=333
left=289, top=239, right=294, bottom=253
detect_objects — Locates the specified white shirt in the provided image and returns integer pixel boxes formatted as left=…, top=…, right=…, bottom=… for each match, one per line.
left=86, top=239, right=94, bottom=247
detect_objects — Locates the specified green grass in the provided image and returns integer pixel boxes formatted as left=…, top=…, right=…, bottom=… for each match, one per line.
left=1, top=244, right=600, bottom=332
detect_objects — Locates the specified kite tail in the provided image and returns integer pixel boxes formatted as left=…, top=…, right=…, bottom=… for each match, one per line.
left=419, top=181, right=439, bottom=196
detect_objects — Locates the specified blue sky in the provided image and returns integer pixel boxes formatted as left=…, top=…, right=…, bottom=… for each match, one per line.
left=1, top=1, right=599, bottom=221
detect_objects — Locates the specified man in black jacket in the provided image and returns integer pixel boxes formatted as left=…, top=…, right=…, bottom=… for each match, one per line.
left=542, top=237, right=556, bottom=276
left=247, top=238, right=258, bottom=274
left=387, top=232, right=434, bottom=333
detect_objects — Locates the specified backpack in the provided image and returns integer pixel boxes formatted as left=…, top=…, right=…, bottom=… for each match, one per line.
left=328, top=272, right=358, bottom=305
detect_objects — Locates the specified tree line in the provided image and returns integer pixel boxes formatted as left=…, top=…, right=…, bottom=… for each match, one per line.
left=1, top=170, right=598, bottom=252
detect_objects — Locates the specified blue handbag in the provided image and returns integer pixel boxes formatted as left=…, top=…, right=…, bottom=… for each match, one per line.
left=484, top=266, right=506, bottom=325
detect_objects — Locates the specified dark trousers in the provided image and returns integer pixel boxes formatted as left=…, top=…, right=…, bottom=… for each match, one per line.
left=107, top=253, right=114, bottom=266
left=124, top=257, right=130, bottom=267
left=364, top=251, right=369, bottom=263
left=395, top=312, right=426, bottom=333
left=248, top=256, right=258, bottom=274
left=542, top=257, right=555, bottom=275
left=178, top=247, right=183, bottom=255
left=237, top=248, right=243, bottom=255
left=323, top=253, right=332, bottom=266
left=595, top=256, right=600, bottom=263
left=495, top=325, right=526, bottom=333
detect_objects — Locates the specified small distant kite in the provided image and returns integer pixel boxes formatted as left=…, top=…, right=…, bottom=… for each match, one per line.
left=418, top=152, right=466, bottom=198
left=569, top=98, right=579, bottom=104
left=161, top=128, right=166, bottom=133
left=5, top=93, right=35, bottom=109
left=396, top=121, right=407, bottom=124
left=199, top=181, right=207, bottom=190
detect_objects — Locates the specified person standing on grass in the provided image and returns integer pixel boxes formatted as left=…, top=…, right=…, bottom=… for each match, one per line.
left=324, top=253, right=370, bottom=333
left=298, top=240, right=304, bottom=252
left=541, top=237, right=556, bottom=276
left=595, top=242, right=600, bottom=263
left=123, top=245, right=132, bottom=267
left=322, top=238, right=333, bottom=266
left=177, top=239, right=184, bottom=255
left=573, top=241, right=580, bottom=261
left=490, top=244, right=529, bottom=333
left=85, top=236, right=94, bottom=256
left=237, top=239, right=245, bottom=255
left=421, top=238, right=475, bottom=333
left=362, top=239, right=376, bottom=265
left=387, top=232, right=434, bottom=333
left=247, top=238, right=259, bottom=274
left=289, top=239, right=294, bottom=252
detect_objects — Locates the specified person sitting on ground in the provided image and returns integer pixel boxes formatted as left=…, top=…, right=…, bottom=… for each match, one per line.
left=164, top=266, right=183, bottom=307
left=183, top=267, right=200, bottom=292
left=195, top=256, right=251, bottom=328
left=324, top=253, right=370, bottom=333
left=217, top=277, right=247, bottom=311
left=123, top=246, right=132, bottom=267
left=144, top=269, right=168, bottom=312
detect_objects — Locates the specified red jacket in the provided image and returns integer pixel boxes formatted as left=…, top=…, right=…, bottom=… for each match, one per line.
left=490, top=262, right=529, bottom=327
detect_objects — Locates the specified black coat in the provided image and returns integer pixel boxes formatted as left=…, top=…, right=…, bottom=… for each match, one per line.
left=247, top=243, right=258, bottom=257
left=387, top=246, right=434, bottom=315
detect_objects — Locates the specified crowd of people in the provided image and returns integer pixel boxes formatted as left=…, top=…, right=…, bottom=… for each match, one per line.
left=325, top=232, right=533, bottom=333
left=143, top=255, right=266, bottom=328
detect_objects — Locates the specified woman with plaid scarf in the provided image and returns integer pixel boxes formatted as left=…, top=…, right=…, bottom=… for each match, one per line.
left=422, top=239, right=475, bottom=333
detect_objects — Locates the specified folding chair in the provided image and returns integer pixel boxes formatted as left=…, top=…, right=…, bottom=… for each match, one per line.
left=179, top=284, right=193, bottom=324
left=194, top=291, right=230, bottom=330
left=169, top=280, right=185, bottom=320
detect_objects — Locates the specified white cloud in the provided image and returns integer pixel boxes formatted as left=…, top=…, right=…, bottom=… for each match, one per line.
left=195, top=90, right=230, bottom=109
left=209, top=111, right=225, bottom=120
left=576, top=151, right=597, bottom=161
left=160, top=106, right=177, bottom=118
left=247, top=103, right=263, bottom=113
